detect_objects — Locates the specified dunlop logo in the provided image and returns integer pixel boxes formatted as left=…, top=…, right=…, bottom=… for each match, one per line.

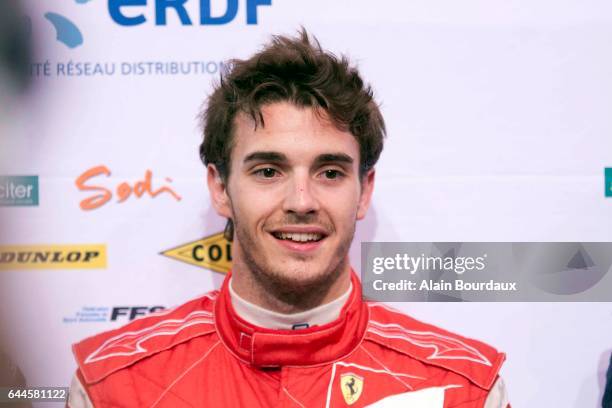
left=0, top=245, right=107, bottom=270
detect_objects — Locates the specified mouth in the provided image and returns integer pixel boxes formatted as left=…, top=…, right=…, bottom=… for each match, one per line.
left=269, top=228, right=328, bottom=253
left=271, top=231, right=325, bottom=243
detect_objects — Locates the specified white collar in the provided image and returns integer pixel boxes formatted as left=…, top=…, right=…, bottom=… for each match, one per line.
left=228, top=278, right=352, bottom=330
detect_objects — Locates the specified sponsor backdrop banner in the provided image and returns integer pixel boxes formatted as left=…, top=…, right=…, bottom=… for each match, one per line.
left=1, top=1, right=611, bottom=407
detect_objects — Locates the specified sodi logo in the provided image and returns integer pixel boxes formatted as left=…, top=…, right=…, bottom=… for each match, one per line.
left=75, top=165, right=182, bottom=210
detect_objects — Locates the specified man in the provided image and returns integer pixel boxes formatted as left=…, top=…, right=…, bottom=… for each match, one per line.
left=70, top=30, right=510, bottom=407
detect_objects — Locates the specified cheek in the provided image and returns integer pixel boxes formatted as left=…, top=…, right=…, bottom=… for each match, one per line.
left=323, top=186, right=361, bottom=226
left=231, top=184, right=279, bottom=223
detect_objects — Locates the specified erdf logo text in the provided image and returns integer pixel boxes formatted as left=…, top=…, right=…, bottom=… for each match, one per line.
left=109, top=0, right=271, bottom=26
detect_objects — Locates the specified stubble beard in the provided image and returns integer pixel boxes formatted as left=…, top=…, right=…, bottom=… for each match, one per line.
left=232, top=213, right=355, bottom=311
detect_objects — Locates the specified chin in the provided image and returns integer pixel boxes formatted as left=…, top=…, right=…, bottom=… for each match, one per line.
left=276, top=264, right=330, bottom=288
left=255, top=257, right=343, bottom=297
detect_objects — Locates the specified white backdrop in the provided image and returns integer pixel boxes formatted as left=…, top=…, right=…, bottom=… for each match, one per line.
left=1, top=0, right=612, bottom=406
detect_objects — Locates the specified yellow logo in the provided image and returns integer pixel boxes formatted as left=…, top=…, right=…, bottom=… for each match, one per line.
left=340, top=373, right=364, bottom=405
left=160, top=232, right=232, bottom=274
left=0, top=244, right=107, bottom=270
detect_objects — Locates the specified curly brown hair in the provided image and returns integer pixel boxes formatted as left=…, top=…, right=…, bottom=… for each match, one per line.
left=199, top=29, right=386, bottom=240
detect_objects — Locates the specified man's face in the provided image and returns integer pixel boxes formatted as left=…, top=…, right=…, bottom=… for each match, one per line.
left=208, top=102, right=374, bottom=292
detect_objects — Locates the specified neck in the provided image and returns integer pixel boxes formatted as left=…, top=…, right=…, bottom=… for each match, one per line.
left=230, top=256, right=352, bottom=314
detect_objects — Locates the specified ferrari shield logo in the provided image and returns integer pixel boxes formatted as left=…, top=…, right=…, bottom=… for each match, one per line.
left=340, top=373, right=363, bottom=405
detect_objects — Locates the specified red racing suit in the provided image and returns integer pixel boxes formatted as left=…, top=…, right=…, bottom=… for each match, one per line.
left=71, top=271, right=509, bottom=407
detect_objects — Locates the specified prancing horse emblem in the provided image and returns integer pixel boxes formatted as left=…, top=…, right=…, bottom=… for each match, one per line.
left=340, top=373, right=364, bottom=405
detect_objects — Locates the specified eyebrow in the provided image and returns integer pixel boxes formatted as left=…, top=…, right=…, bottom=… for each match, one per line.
left=313, top=153, right=354, bottom=167
left=242, top=151, right=354, bottom=167
left=243, top=151, right=288, bottom=164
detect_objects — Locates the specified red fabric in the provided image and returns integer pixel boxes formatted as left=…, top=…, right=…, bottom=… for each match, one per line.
left=72, top=271, right=506, bottom=407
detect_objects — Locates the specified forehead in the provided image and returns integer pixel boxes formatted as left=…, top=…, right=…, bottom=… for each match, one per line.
left=231, top=102, right=360, bottom=163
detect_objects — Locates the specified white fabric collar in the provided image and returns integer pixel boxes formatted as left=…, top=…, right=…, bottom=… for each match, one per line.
left=228, top=278, right=352, bottom=330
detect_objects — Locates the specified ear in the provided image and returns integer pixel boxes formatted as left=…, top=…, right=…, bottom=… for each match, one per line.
left=356, top=168, right=375, bottom=220
left=207, top=164, right=233, bottom=219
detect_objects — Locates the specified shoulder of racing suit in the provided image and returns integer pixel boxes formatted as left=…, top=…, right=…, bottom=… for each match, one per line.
left=364, top=302, right=506, bottom=391
left=72, top=290, right=219, bottom=385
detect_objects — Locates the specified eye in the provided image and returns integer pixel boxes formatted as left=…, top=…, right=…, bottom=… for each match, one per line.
left=323, top=169, right=343, bottom=180
left=254, top=168, right=278, bottom=178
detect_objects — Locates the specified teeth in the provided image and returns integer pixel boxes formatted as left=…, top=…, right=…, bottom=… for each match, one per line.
left=275, top=232, right=322, bottom=242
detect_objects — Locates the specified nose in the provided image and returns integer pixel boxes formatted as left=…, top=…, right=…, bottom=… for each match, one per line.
left=282, top=172, right=320, bottom=215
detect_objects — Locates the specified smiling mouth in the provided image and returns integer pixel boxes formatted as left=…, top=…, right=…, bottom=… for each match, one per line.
left=271, top=232, right=325, bottom=243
